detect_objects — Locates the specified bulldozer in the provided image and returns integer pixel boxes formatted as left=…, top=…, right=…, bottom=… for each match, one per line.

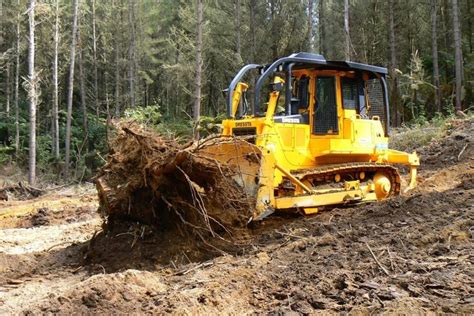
left=198, top=52, right=420, bottom=221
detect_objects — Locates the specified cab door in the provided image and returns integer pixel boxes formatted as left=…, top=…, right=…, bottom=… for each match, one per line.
left=313, top=76, right=338, bottom=135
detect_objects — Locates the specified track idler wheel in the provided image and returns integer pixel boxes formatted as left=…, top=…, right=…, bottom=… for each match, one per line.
left=374, top=172, right=391, bottom=200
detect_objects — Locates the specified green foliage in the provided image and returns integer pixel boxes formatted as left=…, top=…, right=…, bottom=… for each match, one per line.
left=155, top=119, right=193, bottom=140
left=197, top=114, right=225, bottom=136
left=124, top=105, right=162, bottom=126
left=396, top=51, right=436, bottom=121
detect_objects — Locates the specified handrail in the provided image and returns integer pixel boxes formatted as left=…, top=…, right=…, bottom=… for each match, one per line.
left=226, top=64, right=261, bottom=118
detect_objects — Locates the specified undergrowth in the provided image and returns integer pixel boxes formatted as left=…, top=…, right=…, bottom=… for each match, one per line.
left=389, top=113, right=473, bottom=152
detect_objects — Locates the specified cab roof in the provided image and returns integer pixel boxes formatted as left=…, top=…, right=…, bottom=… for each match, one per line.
left=267, top=52, right=388, bottom=75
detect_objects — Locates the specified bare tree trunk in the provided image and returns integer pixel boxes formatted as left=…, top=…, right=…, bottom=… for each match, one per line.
left=451, top=0, right=463, bottom=111
left=5, top=61, right=10, bottom=116
left=65, top=0, right=80, bottom=178
left=27, top=0, right=37, bottom=185
left=269, top=0, right=278, bottom=60
left=52, top=0, right=60, bottom=158
left=92, top=0, right=99, bottom=118
left=0, top=0, right=3, bottom=49
left=249, top=0, right=256, bottom=62
left=319, top=0, right=326, bottom=56
left=344, top=0, right=350, bottom=60
left=442, top=0, right=451, bottom=82
left=114, top=0, right=121, bottom=117
left=115, top=38, right=120, bottom=117
left=235, top=0, right=241, bottom=59
left=431, top=0, right=442, bottom=112
left=14, top=0, right=20, bottom=155
left=388, top=0, right=399, bottom=126
left=128, top=0, right=136, bottom=108
left=193, top=0, right=203, bottom=140
left=467, top=0, right=472, bottom=53
left=307, top=0, right=314, bottom=52
left=77, top=26, right=88, bottom=146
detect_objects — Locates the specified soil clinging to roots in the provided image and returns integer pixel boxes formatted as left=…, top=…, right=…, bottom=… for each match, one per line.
left=96, top=123, right=257, bottom=244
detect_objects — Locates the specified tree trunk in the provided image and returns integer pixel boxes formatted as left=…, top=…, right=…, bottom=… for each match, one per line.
left=307, top=0, right=314, bottom=52
left=467, top=0, right=472, bottom=53
left=115, top=37, right=121, bottom=117
left=65, top=0, right=80, bottom=178
left=92, top=0, right=99, bottom=118
left=235, top=0, right=241, bottom=60
left=442, top=0, right=451, bottom=82
left=388, top=0, right=399, bottom=126
left=27, top=0, right=37, bottom=185
left=77, top=26, right=88, bottom=147
left=14, top=0, right=20, bottom=155
left=451, top=0, right=463, bottom=111
left=128, top=0, right=136, bottom=108
left=249, top=0, right=256, bottom=62
left=52, top=0, right=60, bottom=158
left=344, top=0, right=350, bottom=60
left=319, top=0, right=326, bottom=56
left=431, top=0, right=442, bottom=112
left=193, top=0, right=203, bottom=140
left=0, top=0, right=3, bottom=49
left=5, top=61, right=10, bottom=116
left=270, top=0, right=278, bottom=60
left=113, top=0, right=121, bottom=117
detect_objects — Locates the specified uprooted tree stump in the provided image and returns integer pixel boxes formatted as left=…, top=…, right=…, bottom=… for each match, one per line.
left=96, top=122, right=258, bottom=242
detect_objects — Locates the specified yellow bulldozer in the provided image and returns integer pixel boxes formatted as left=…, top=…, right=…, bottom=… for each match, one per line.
left=199, top=52, right=419, bottom=221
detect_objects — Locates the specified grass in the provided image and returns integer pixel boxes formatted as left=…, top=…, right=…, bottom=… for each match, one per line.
left=389, top=115, right=454, bottom=152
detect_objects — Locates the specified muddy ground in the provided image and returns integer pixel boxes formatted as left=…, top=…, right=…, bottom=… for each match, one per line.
left=0, top=119, right=473, bottom=314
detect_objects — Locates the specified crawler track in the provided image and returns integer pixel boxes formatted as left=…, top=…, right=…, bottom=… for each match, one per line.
left=292, top=162, right=401, bottom=196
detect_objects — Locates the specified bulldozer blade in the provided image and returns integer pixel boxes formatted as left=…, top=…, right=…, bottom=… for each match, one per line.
left=195, top=137, right=264, bottom=220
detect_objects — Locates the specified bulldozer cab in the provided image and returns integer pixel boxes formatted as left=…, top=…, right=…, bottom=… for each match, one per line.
left=223, top=52, right=390, bottom=140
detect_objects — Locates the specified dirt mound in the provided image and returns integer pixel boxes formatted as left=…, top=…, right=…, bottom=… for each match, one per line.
left=418, top=118, right=473, bottom=171
left=96, top=123, right=258, bottom=245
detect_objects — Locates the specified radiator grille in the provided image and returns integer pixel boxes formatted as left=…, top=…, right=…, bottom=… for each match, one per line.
left=366, top=79, right=386, bottom=132
left=232, top=127, right=256, bottom=137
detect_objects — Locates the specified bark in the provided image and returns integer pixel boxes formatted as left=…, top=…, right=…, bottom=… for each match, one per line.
left=5, top=61, right=10, bottom=116
left=193, top=0, right=203, bottom=140
left=388, top=0, right=399, bottom=126
left=431, top=0, right=442, bottom=112
left=92, top=0, right=99, bottom=117
left=319, top=0, right=326, bottom=56
left=77, top=26, right=88, bottom=146
left=269, top=0, right=278, bottom=60
left=27, top=0, right=37, bottom=185
left=65, top=0, right=80, bottom=177
left=52, top=0, right=59, bottom=158
left=442, top=0, right=451, bottom=81
left=115, top=37, right=121, bottom=117
left=0, top=0, right=3, bottom=49
left=14, top=0, right=20, bottom=155
left=128, top=0, right=136, bottom=108
left=467, top=0, right=472, bottom=53
left=451, top=0, right=463, bottom=111
left=249, top=0, right=256, bottom=62
left=307, top=0, right=314, bottom=52
left=344, top=0, right=350, bottom=60
left=114, top=0, right=121, bottom=117
left=235, top=0, right=241, bottom=59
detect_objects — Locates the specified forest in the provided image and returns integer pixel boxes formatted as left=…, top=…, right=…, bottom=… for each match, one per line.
left=0, top=0, right=472, bottom=184
left=1, top=1, right=474, bottom=314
